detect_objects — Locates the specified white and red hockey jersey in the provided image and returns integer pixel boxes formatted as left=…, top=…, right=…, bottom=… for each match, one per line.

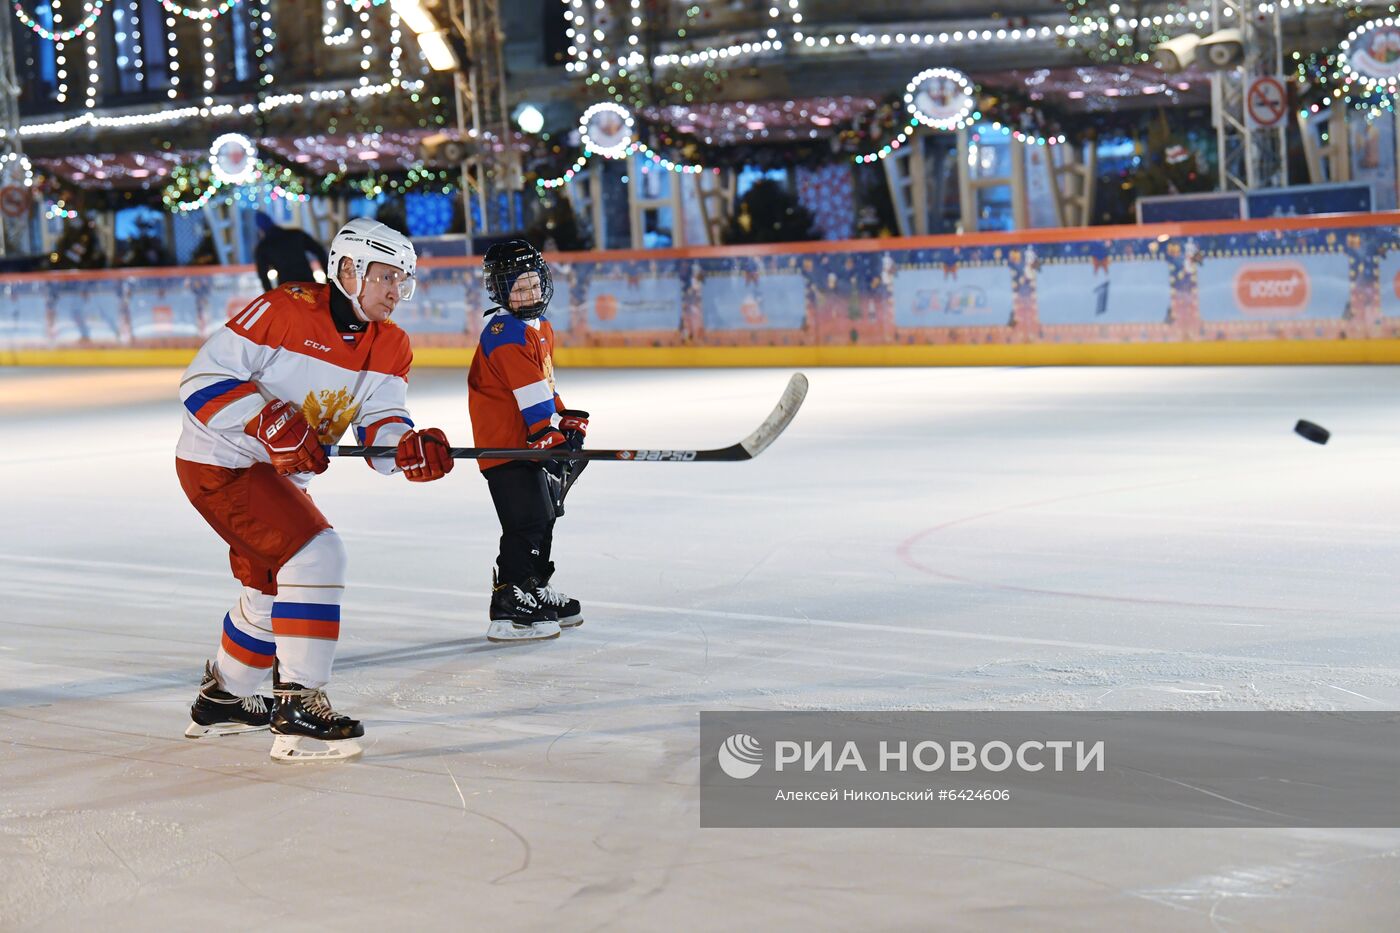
left=177, top=282, right=414, bottom=474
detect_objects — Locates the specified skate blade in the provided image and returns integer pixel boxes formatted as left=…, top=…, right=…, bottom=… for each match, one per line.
left=269, top=734, right=363, bottom=763
left=558, top=616, right=583, bottom=629
left=185, top=721, right=270, bottom=738
left=487, top=621, right=562, bottom=643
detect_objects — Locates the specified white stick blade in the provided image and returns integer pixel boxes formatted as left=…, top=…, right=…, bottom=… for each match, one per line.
left=739, top=372, right=809, bottom=459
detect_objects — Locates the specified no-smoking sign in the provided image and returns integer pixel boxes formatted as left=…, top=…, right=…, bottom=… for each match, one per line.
left=0, top=185, right=29, bottom=219
left=1246, top=76, right=1287, bottom=130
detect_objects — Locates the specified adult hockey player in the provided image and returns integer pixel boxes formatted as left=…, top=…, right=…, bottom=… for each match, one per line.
left=176, top=217, right=453, bottom=761
left=468, top=240, right=588, bottom=644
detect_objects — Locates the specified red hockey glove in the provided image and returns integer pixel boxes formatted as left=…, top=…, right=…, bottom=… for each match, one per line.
left=395, top=427, right=454, bottom=482
left=558, top=409, right=589, bottom=450
left=526, top=424, right=567, bottom=453
left=244, top=399, right=328, bottom=475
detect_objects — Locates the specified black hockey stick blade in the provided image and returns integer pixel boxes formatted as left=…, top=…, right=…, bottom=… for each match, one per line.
left=328, top=372, right=809, bottom=464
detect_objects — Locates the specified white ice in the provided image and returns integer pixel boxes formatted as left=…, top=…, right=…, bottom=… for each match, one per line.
left=3, top=365, right=1400, bottom=930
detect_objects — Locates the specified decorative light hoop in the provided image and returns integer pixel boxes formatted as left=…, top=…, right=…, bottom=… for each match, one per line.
left=579, top=102, right=635, bottom=159
left=1339, top=18, right=1400, bottom=90
left=903, top=67, right=976, bottom=130
left=209, top=132, right=259, bottom=184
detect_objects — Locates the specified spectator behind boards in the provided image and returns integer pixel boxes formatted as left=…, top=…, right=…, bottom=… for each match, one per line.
left=253, top=211, right=330, bottom=292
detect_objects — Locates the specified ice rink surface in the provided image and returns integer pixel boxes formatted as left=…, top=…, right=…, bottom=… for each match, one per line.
left=4, top=364, right=1400, bottom=931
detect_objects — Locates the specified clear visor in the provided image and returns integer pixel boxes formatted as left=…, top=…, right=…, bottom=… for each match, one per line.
left=364, top=267, right=416, bottom=301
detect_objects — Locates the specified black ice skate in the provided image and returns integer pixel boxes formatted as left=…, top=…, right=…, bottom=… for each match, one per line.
left=488, top=572, right=561, bottom=643
left=185, top=660, right=272, bottom=738
left=269, top=661, right=364, bottom=762
left=535, top=562, right=583, bottom=629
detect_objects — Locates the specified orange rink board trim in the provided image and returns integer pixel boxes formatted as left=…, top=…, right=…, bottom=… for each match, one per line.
left=9, top=211, right=1400, bottom=366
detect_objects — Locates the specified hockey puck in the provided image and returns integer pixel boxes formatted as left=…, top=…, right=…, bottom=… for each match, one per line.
left=1294, top=419, right=1330, bottom=445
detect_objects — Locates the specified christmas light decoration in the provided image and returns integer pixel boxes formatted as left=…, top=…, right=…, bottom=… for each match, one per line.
left=53, top=2, right=67, bottom=104
left=12, top=0, right=106, bottom=41
left=904, top=68, right=975, bottom=130
left=852, top=121, right=921, bottom=163
left=159, top=0, right=240, bottom=21
left=1339, top=18, right=1400, bottom=90
left=83, top=17, right=99, bottom=108
left=208, top=132, right=258, bottom=184
left=199, top=18, right=214, bottom=108
left=165, top=9, right=179, bottom=99
left=255, top=0, right=274, bottom=89
left=323, top=0, right=353, bottom=45
left=0, top=151, right=34, bottom=187
left=578, top=102, right=634, bottom=158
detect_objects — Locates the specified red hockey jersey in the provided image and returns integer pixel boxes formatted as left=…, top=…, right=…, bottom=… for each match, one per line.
left=467, top=310, right=565, bottom=471
left=177, top=282, right=415, bottom=476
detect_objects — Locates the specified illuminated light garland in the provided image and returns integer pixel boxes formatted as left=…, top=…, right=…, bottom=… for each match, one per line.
left=255, top=0, right=274, bottom=89
left=46, top=200, right=79, bottom=219
left=53, top=1, right=67, bottom=104
left=564, top=0, right=1332, bottom=79
left=165, top=9, right=179, bottom=98
left=652, top=38, right=782, bottom=69
left=904, top=67, right=975, bottom=130
left=565, top=0, right=586, bottom=73
left=18, top=103, right=231, bottom=136
left=323, top=0, right=352, bottom=44
left=536, top=141, right=709, bottom=188
left=163, top=158, right=449, bottom=212
left=0, top=151, right=35, bottom=187
left=159, top=0, right=240, bottom=20
left=209, top=132, right=258, bottom=184
left=984, top=121, right=1067, bottom=146
left=1, top=70, right=426, bottom=141
left=578, top=101, right=635, bottom=158
left=13, top=0, right=106, bottom=41
left=123, top=0, right=147, bottom=88
left=537, top=154, right=590, bottom=188
left=1295, top=46, right=1400, bottom=120
left=853, top=121, right=920, bottom=163
left=83, top=20, right=99, bottom=108
left=1339, top=18, right=1400, bottom=91
left=357, top=0, right=371, bottom=87
left=853, top=118, right=1066, bottom=165
left=388, top=8, right=402, bottom=85
left=199, top=18, right=215, bottom=109
left=164, top=174, right=225, bottom=212
left=632, top=141, right=705, bottom=173
left=272, top=184, right=310, bottom=201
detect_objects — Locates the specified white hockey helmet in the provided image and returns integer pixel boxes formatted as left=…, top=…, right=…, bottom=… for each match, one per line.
left=328, top=217, right=417, bottom=320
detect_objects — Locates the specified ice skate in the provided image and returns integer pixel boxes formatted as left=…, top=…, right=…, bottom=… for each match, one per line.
left=488, top=573, right=562, bottom=643
left=185, top=660, right=272, bottom=738
left=269, top=661, right=364, bottom=762
left=535, top=561, right=583, bottom=628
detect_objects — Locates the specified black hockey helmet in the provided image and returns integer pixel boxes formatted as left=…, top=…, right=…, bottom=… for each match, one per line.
left=482, top=239, right=553, bottom=320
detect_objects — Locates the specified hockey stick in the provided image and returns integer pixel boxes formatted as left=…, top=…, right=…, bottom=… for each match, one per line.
left=328, top=372, right=808, bottom=463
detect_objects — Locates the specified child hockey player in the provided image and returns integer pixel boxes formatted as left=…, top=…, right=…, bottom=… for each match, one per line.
left=468, top=239, right=588, bottom=644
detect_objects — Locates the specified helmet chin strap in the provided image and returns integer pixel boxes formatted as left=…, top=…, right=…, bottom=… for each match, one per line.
left=332, top=272, right=371, bottom=323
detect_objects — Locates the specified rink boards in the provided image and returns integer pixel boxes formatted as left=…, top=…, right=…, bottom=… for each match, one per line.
left=8, top=212, right=1400, bottom=366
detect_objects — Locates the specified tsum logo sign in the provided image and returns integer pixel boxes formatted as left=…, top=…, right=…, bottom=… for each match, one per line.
left=1233, top=263, right=1310, bottom=315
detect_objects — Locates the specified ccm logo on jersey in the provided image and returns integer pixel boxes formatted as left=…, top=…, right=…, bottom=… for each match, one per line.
left=304, top=339, right=333, bottom=353
left=622, top=449, right=697, bottom=461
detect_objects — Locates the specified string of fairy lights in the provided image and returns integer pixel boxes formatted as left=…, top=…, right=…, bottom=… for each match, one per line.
left=4, top=0, right=441, bottom=212
left=161, top=157, right=455, bottom=212
left=13, top=0, right=1400, bottom=212
left=6, top=0, right=424, bottom=136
